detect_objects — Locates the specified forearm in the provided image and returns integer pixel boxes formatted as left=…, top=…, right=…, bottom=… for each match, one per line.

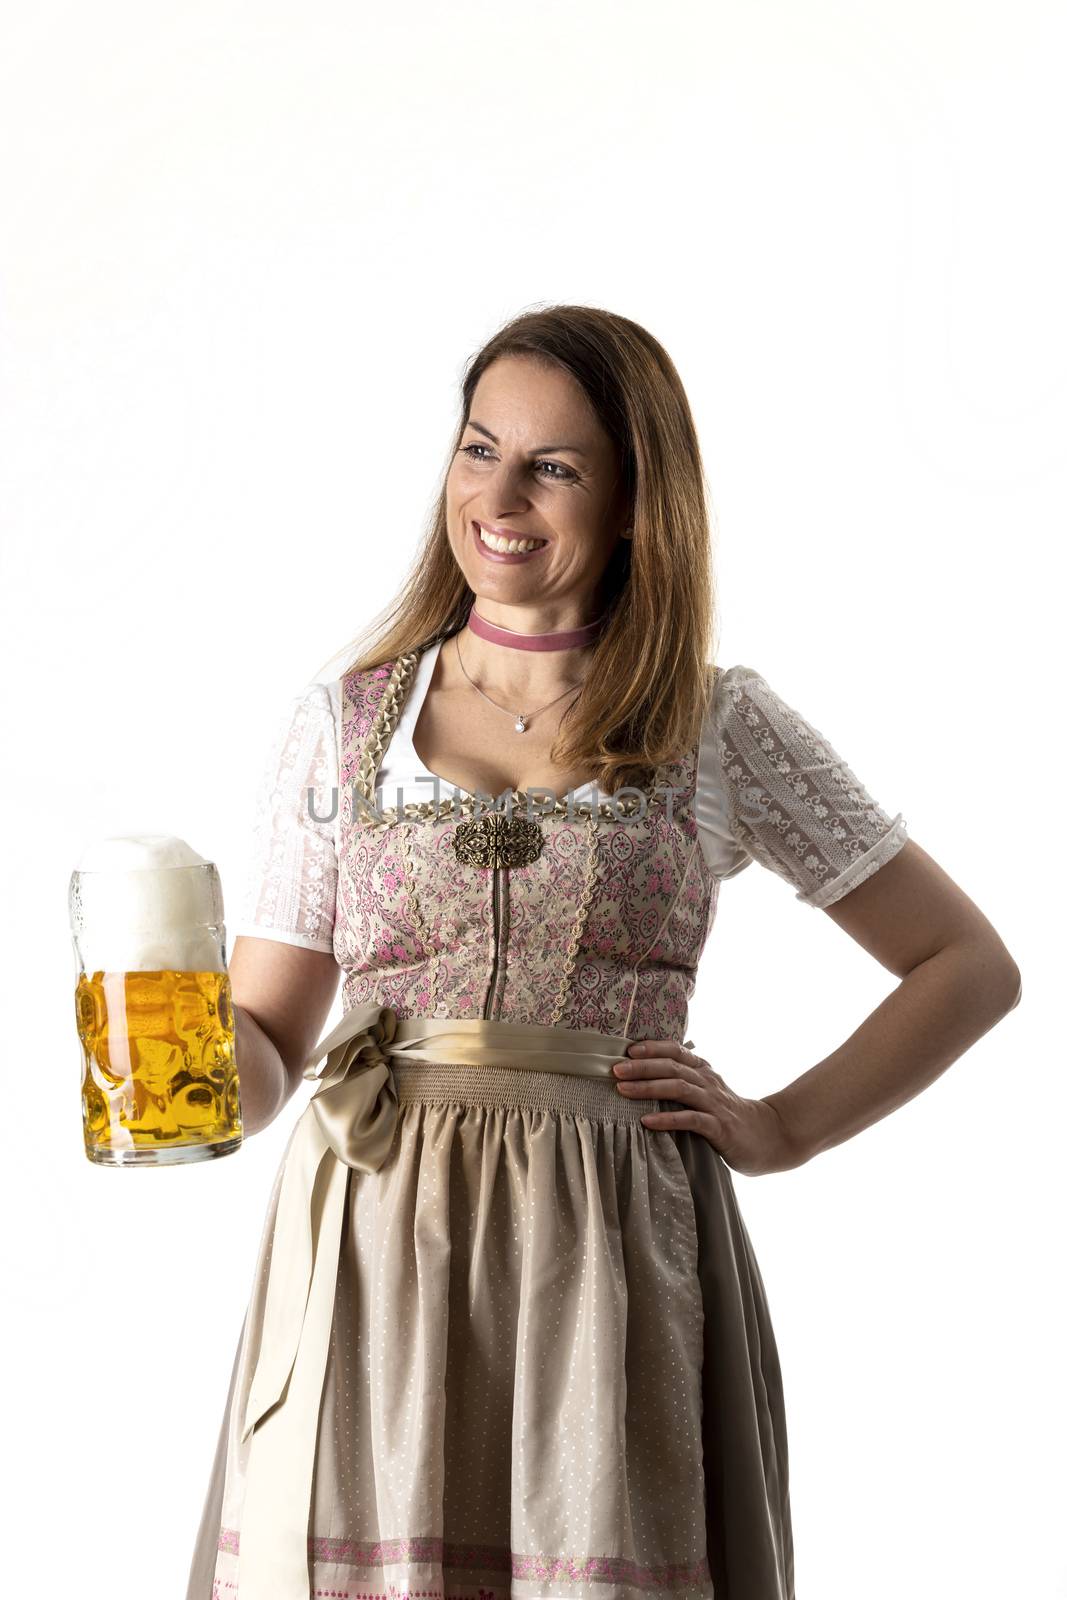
left=763, top=938, right=1021, bottom=1166
left=233, top=1002, right=295, bottom=1138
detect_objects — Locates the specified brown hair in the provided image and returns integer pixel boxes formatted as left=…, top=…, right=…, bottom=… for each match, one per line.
left=318, top=303, right=720, bottom=794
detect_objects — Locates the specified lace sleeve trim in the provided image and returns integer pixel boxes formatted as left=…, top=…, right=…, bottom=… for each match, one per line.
left=228, top=923, right=337, bottom=953
left=799, top=812, right=908, bottom=909
left=708, top=663, right=909, bottom=908
left=235, top=680, right=339, bottom=953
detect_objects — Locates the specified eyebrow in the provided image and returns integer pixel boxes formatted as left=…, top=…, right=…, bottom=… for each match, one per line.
left=467, top=419, right=590, bottom=459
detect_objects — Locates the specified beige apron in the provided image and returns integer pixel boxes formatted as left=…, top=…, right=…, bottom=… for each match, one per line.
left=234, top=1002, right=650, bottom=1599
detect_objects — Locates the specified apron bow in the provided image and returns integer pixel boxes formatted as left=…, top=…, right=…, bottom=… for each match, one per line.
left=303, top=999, right=400, bottom=1173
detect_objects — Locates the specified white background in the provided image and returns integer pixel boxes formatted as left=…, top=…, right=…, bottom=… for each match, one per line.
left=1, top=3, right=1062, bottom=1596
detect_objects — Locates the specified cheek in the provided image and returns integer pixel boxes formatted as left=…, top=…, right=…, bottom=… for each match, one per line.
left=446, top=469, right=480, bottom=512
left=443, top=475, right=469, bottom=529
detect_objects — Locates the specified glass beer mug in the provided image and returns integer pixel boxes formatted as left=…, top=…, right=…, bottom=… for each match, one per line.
left=69, top=835, right=243, bottom=1166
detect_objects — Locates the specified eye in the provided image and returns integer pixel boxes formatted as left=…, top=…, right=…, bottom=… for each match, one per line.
left=459, top=443, right=575, bottom=482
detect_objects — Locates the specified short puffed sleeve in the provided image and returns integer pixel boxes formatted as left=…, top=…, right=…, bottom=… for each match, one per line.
left=231, top=681, right=339, bottom=953
left=698, top=663, right=909, bottom=909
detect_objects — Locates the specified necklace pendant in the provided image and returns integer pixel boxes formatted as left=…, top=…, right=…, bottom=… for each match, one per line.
left=515, top=716, right=526, bottom=733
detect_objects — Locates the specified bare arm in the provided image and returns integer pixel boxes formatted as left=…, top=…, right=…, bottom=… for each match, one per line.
left=228, top=936, right=341, bottom=1138
left=763, top=838, right=1022, bottom=1166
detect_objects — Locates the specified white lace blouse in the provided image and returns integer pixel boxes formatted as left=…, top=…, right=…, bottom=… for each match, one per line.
left=232, top=641, right=909, bottom=954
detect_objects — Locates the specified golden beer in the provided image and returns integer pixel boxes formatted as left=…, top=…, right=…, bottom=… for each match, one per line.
left=75, top=968, right=242, bottom=1165
left=69, top=837, right=243, bottom=1166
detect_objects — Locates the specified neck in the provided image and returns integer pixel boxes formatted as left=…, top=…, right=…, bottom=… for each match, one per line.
left=447, top=625, right=593, bottom=705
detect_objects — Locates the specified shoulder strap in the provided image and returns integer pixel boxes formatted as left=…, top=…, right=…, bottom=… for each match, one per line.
left=340, top=648, right=424, bottom=823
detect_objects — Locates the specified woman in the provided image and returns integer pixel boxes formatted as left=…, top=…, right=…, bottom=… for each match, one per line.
left=187, top=306, right=1021, bottom=1600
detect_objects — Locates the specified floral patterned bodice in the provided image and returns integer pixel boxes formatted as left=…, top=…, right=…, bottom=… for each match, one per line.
left=233, top=646, right=911, bottom=1029
left=333, top=649, right=717, bottom=1042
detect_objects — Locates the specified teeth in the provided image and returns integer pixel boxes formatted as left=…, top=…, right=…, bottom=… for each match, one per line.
left=477, top=524, right=546, bottom=554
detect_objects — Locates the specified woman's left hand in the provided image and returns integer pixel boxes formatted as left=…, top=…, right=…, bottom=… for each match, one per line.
left=613, top=1039, right=802, bottom=1176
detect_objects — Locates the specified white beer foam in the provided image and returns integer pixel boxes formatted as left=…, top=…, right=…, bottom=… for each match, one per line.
left=73, top=835, right=226, bottom=974
left=76, top=834, right=208, bottom=871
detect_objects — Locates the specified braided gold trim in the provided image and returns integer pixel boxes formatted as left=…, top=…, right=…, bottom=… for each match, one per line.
left=546, top=812, right=602, bottom=1027
left=353, top=651, right=421, bottom=810
left=352, top=648, right=674, bottom=830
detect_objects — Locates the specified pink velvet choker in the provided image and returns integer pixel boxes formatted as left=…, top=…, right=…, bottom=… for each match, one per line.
left=467, top=605, right=606, bottom=652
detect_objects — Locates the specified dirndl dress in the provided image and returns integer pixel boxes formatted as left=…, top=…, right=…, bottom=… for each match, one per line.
left=186, top=643, right=908, bottom=1600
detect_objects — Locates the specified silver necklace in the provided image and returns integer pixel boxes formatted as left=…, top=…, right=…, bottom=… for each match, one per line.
left=455, top=637, right=584, bottom=734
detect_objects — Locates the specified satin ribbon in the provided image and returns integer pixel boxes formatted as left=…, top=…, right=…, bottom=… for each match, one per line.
left=234, top=1002, right=652, bottom=1600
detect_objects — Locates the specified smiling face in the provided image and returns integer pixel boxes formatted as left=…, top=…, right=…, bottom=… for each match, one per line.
left=445, top=354, right=632, bottom=627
